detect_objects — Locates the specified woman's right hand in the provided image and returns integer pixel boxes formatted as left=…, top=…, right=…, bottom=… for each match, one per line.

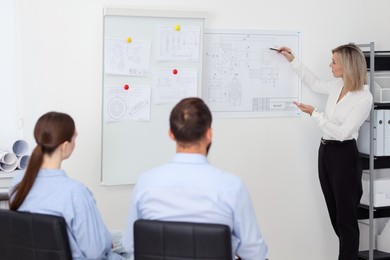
left=278, top=47, right=295, bottom=62
left=293, top=101, right=314, bottom=115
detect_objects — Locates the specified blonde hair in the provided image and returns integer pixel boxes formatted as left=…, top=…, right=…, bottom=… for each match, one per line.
left=332, top=43, right=367, bottom=91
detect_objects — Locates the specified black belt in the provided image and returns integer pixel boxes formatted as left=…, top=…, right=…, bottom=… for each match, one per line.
left=320, top=138, right=355, bottom=145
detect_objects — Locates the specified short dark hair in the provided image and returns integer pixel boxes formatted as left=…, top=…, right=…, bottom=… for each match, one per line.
left=169, top=97, right=212, bottom=145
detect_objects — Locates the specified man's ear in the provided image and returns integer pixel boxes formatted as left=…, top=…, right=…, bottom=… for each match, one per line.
left=206, top=128, right=212, bottom=142
left=168, top=129, right=176, bottom=141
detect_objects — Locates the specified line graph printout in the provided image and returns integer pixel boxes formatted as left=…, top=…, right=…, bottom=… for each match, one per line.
left=203, top=29, right=301, bottom=118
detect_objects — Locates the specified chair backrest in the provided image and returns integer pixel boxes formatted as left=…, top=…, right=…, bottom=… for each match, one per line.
left=134, top=219, right=233, bottom=260
left=0, top=208, right=72, bottom=260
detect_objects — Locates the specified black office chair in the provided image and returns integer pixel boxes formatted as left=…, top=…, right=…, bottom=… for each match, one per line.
left=0, top=208, right=72, bottom=260
left=134, top=219, right=233, bottom=260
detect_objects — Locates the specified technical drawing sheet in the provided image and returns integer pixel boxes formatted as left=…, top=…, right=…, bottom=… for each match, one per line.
left=202, top=29, right=301, bottom=118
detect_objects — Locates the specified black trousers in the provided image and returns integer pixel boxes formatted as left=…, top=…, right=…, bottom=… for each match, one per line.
left=318, top=139, right=363, bottom=260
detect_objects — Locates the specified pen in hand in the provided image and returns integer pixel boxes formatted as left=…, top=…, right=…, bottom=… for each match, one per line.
left=269, top=47, right=291, bottom=54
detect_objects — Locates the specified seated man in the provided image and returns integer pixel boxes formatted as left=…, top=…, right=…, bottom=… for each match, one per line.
left=123, top=97, right=268, bottom=260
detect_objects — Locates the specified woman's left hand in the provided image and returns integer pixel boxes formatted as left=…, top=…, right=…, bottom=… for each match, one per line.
left=293, top=101, right=315, bottom=115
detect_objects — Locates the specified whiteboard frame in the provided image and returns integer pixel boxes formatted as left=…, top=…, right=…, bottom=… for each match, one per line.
left=104, top=7, right=208, bottom=19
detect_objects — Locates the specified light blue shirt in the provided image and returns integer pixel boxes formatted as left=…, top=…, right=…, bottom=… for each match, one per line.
left=10, top=169, right=122, bottom=260
left=123, top=153, right=268, bottom=260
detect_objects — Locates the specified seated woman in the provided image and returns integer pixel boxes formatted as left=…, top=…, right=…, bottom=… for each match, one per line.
left=9, top=111, right=122, bottom=260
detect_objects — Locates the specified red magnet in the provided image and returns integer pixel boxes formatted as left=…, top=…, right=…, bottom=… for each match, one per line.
left=124, top=84, right=130, bottom=90
left=173, top=69, right=178, bottom=75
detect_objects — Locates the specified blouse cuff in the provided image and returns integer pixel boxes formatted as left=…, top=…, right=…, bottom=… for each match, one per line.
left=311, top=108, right=318, bottom=118
left=290, top=58, right=299, bottom=68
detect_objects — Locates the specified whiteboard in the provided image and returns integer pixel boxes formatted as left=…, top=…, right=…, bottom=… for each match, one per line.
left=202, top=29, right=301, bottom=118
left=101, top=8, right=206, bottom=185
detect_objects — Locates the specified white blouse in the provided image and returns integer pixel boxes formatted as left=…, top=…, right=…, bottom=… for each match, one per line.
left=290, top=58, right=373, bottom=141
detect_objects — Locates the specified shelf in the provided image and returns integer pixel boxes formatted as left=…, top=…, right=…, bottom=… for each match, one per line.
left=374, top=103, right=390, bottom=109
left=359, top=250, right=390, bottom=260
left=358, top=44, right=389, bottom=260
left=0, top=194, right=8, bottom=201
left=360, top=154, right=390, bottom=170
left=358, top=204, right=390, bottom=219
left=0, top=188, right=9, bottom=201
left=0, top=170, right=20, bottom=179
left=363, top=51, right=390, bottom=71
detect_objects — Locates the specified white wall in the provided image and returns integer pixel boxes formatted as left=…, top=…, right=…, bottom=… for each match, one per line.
left=16, top=0, right=390, bottom=259
left=0, top=0, right=19, bottom=148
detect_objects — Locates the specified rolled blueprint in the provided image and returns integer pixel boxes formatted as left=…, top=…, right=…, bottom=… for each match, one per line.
left=0, top=151, right=17, bottom=164
left=0, top=161, right=18, bottom=173
left=12, top=139, right=29, bottom=156
left=17, top=155, right=29, bottom=170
